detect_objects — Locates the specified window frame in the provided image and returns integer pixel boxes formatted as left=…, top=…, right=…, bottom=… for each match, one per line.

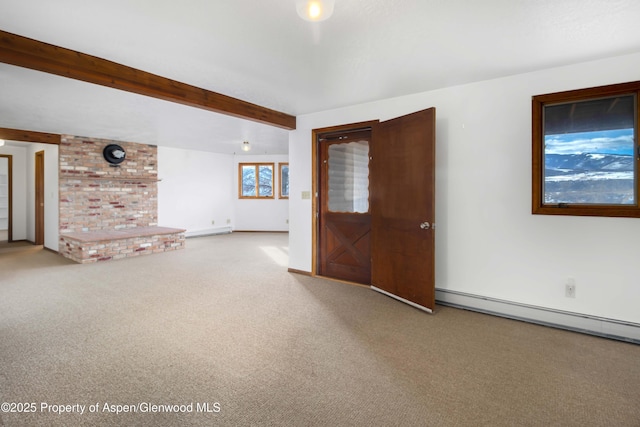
left=279, top=162, right=289, bottom=199
left=532, top=80, right=640, bottom=218
left=238, top=162, right=275, bottom=199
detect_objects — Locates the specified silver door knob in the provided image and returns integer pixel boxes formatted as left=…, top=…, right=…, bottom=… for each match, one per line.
left=420, top=222, right=430, bottom=230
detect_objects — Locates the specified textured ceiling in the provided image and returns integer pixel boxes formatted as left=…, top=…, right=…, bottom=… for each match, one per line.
left=1, top=0, right=640, bottom=154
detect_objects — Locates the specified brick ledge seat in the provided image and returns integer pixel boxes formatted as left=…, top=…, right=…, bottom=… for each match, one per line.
left=60, top=226, right=186, bottom=263
left=62, top=226, right=186, bottom=242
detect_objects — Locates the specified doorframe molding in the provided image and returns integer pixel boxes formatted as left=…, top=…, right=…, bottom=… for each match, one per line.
left=0, top=128, right=60, bottom=248
left=311, top=120, right=378, bottom=278
left=0, top=154, right=12, bottom=242
left=35, top=150, right=45, bottom=246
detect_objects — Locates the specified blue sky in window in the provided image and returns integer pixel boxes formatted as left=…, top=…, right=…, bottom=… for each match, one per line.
left=545, top=129, right=635, bottom=155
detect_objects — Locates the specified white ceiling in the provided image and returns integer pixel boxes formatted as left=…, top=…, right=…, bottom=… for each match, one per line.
left=1, top=0, right=640, bottom=154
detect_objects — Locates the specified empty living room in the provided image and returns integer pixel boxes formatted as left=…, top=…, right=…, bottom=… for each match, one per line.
left=1, top=1, right=640, bottom=426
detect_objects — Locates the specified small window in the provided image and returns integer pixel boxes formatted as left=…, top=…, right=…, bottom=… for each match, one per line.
left=279, top=163, right=289, bottom=199
left=327, top=140, right=370, bottom=213
left=239, top=163, right=274, bottom=199
left=532, top=81, right=640, bottom=218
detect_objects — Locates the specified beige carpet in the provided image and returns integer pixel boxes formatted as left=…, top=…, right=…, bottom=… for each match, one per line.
left=0, top=233, right=639, bottom=427
left=0, top=229, right=34, bottom=252
left=0, top=240, right=35, bottom=254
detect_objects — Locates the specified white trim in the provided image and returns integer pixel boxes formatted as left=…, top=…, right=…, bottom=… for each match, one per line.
left=372, top=286, right=433, bottom=314
left=436, top=289, right=640, bottom=344
left=185, top=227, right=232, bottom=238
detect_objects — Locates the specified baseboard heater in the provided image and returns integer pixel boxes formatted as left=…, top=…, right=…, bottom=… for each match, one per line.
left=435, top=288, right=640, bottom=345
left=185, top=227, right=232, bottom=238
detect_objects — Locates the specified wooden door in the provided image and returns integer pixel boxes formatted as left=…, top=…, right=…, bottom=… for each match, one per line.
left=371, top=109, right=436, bottom=312
left=35, top=150, right=44, bottom=245
left=318, top=129, right=372, bottom=284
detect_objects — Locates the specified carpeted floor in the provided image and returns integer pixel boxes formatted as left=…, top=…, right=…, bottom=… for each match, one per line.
left=0, top=240, right=34, bottom=253
left=0, top=232, right=639, bottom=426
left=0, top=229, right=36, bottom=253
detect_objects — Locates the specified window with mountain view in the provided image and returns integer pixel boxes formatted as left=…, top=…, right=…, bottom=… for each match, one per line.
left=532, top=82, right=640, bottom=218
left=544, top=96, right=635, bottom=205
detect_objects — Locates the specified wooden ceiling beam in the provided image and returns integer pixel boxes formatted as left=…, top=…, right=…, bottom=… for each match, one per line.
left=0, top=30, right=296, bottom=130
left=0, top=127, right=61, bottom=145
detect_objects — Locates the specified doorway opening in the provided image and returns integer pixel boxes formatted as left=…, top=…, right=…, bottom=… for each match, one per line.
left=312, top=109, right=437, bottom=312
left=0, top=154, right=12, bottom=243
left=316, top=126, right=373, bottom=285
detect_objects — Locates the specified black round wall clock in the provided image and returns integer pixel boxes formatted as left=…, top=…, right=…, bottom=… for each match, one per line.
left=103, top=144, right=126, bottom=165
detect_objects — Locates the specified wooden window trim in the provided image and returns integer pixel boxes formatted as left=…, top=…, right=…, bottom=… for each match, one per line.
left=532, top=80, right=640, bottom=218
left=238, top=162, right=275, bottom=199
left=279, top=163, right=289, bottom=199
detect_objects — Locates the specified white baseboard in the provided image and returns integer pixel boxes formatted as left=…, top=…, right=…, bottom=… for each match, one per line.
left=185, top=227, right=232, bottom=238
left=435, top=289, right=640, bottom=344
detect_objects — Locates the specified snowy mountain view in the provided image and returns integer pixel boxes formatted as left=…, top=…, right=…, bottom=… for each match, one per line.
left=544, top=129, right=636, bottom=204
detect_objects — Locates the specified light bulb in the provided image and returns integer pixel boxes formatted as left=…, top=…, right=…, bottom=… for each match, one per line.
left=308, top=2, right=321, bottom=19
left=296, top=0, right=335, bottom=22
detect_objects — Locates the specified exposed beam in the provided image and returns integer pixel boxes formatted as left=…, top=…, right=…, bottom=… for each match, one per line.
left=0, top=127, right=61, bottom=145
left=0, top=30, right=296, bottom=130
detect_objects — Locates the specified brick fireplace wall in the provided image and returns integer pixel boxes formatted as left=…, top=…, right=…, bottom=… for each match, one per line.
left=58, top=136, right=185, bottom=263
left=59, top=136, right=159, bottom=233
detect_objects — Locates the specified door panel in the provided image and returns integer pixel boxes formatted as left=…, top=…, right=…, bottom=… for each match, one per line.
left=371, top=109, right=436, bottom=311
left=318, top=130, right=372, bottom=284
left=320, top=212, right=371, bottom=283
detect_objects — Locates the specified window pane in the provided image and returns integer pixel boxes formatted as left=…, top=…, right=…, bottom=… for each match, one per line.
left=543, top=95, right=636, bottom=205
left=258, top=165, right=273, bottom=197
left=328, top=140, right=370, bottom=213
left=281, top=164, right=289, bottom=197
left=242, top=165, right=256, bottom=197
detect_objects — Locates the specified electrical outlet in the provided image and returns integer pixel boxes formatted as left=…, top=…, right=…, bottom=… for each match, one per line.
left=565, top=278, right=576, bottom=298
left=211, top=220, right=215, bottom=225
left=286, top=219, right=289, bottom=224
left=226, top=219, right=231, bottom=224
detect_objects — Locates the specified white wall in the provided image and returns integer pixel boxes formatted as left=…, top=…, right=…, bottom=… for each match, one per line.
left=158, top=147, right=235, bottom=236
left=26, top=143, right=59, bottom=251
left=0, top=144, right=29, bottom=241
left=158, top=148, right=289, bottom=234
left=0, top=157, right=5, bottom=230
left=289, top=52, right=640, bottom=325
left=234, top=154, right=289, bottom=232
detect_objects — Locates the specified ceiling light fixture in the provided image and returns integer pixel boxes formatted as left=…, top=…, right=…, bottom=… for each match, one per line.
left=296, top=0, right=335, bottom=22
left=242, top=141, right=251, bottom=152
